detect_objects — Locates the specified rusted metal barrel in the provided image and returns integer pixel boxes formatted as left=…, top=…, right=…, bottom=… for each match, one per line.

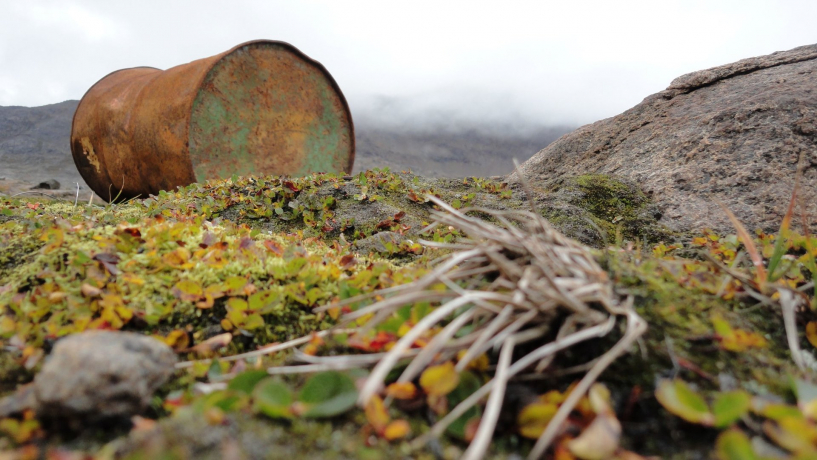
left=71, top=40, right=355, bottom=201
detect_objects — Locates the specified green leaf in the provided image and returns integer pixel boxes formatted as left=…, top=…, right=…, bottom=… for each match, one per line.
left=655, top=379, right=714, bottom=426
left=253, top=378, right=293, bottom=419
left=242, top=314, right=265, bottom=330
left=226, top=297, right=249, bottom=312
left=248, top=290, right=277, bottom=310
left=757, top=403, right=804, bottom=421
left=171, top=280, right=203, bottom=302
left=713, top=390, right=751, bottom=428
left=223, top=276, right=247, bottom=293
left=207, top=360, right=224, bottom=382
left=446, top=371, right=482, bottom=439
left=715, top=430, right=758, bottom=460
left=297, top=371, right=358, bottom=418
left=199, top=390, right=247, bottom=412
left=228, top=370, right=269, bottom=394
left=284, top=258, right=308, bottom=277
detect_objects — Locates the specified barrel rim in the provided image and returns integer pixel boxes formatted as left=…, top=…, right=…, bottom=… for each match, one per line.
left=187, top=39, right=356, bottom=175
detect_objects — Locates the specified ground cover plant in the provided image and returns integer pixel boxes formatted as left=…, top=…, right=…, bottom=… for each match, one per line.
left=0, top=169, right=815, bottom=459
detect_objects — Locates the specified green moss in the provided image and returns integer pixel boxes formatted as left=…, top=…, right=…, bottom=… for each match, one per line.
left=0, top=170, right=808, bottom=458
left=541, top=174, right=675, bottom=246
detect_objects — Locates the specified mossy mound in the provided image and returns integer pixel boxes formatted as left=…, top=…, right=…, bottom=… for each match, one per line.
left=0, top=169, right=811, bottom=459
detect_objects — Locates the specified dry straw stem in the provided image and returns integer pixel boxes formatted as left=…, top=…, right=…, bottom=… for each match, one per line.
left=274, top=188, right=647, bottom=459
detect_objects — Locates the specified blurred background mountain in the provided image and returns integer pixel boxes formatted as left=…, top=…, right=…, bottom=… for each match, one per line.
left=0, top=100, right=573, bottom=195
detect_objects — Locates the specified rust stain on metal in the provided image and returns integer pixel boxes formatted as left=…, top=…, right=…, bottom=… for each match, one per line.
left=79, top=137, right=100, bottom=174
left=71, top=40, right=355, bottom=201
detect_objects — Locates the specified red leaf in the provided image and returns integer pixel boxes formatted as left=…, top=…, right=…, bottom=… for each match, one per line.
left=283, top=180, right=300, bottom=192
left=119, top=227, right=142, bottom=238
left=263, top=240, right=284, bottom=256
left=238, top=236, right=254, bottom=249
left=339, top=254, right=357, bottom=269
left=375, top=219, right=395, bottom=230
left=93, top=252, right=121, bottom=275
left=201, top=232, right=216, bottom=247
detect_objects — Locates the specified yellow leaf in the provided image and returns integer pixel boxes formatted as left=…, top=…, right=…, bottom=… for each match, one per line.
left=588, top=383, right=613, bottom=415
left=0, top=316, right=16, bottom=334
left=172, top=280, right=203, bottom=302
left=712, top=315, right=766, bottom=352
left=327, top=306, right=341, bottom=320
left=196, top=294, right=215, bottom=309
left=807, top=322, right=817, bottom=349
left=763, top=417, right=817, bottom=455
left=40, top=228, right=64, bottom=254
left=121, top=272, right=144, bottom=285
left=456, top=349, right=489, bottom=372
left=566, top=412, right=621, bottom=460
left=385, top=382, right=417, bottom=400
left=162, top=248, right=193, bottom=269
left=383, top=420, right=411, bottom=441
left=517, top=401, right=558, bottom=439
left=419, top=362, right=459, bottom=396
left=164, top=329, right=190, bottom=351
left=540, top=390, right=566, bottom=405
left=365, top=395, right=390, bottom=433
left=397, top=322, right=413, bottom=337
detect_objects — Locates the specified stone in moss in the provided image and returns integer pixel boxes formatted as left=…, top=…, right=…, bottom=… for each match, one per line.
left=531, top=174, right=674, bottom=247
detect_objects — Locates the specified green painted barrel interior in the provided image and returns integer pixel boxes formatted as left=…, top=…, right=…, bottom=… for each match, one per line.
left=188, top=43, right=353, bottom=182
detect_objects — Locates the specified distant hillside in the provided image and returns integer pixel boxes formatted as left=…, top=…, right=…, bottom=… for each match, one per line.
left=0, top=100, right=573, bottom=194
left=0, top=100, right=82, bottom=190
left=352, top=122, right=571, bottom=177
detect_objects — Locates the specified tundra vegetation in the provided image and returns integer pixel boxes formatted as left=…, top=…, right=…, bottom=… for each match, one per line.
left=0, top=168, right=815, bottom=459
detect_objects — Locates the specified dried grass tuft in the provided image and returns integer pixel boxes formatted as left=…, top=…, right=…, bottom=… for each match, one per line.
left=290, top=191, right=647, bottom=459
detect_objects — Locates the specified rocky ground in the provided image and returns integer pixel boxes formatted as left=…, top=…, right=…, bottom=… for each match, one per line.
left=0, top=168, right=813, bottom=459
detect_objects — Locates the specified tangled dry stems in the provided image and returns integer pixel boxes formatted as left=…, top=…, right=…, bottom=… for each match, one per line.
left=285, top=194, right=647, bottom=459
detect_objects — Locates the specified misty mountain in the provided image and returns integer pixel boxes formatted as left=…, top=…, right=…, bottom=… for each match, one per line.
left=0, top=100, right=81, bottom=188
left=0, top=100, right=573, bottom=192
left=353, top=122, right=571, bottom=177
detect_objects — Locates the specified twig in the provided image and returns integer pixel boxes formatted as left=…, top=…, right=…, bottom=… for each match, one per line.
left=10, top=191, right=60, bottom=200
left=174, top=328, right=355, bottom=369
left=411, top=318, right=616, bottom=449
left=779, top=289, right=805, bottom=370
left=462, top=336, right=514, bottom=460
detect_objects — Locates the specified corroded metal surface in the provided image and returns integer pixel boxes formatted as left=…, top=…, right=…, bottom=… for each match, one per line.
left=71, top=40, right=355, bottom=201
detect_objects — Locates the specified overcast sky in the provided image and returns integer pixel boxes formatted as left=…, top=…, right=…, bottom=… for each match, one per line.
left=1, top=1, right=815, bottom=127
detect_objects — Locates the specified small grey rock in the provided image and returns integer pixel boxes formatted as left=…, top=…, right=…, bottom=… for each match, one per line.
left=33, top=330, right=176, bottom=423
left=31, top=179, right=60, bottom=190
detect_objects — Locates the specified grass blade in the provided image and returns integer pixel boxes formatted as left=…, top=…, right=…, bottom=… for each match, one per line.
left=717, top=201, right=766, bottom=290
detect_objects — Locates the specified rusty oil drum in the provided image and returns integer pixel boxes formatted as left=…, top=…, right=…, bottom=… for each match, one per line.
left=71, top=40, right=354, bottom=201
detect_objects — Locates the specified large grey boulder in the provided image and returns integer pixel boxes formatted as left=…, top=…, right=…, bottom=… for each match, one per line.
left=33, top=331, right=176, bottom=424
left=512, top=44, right=817, bottom=234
